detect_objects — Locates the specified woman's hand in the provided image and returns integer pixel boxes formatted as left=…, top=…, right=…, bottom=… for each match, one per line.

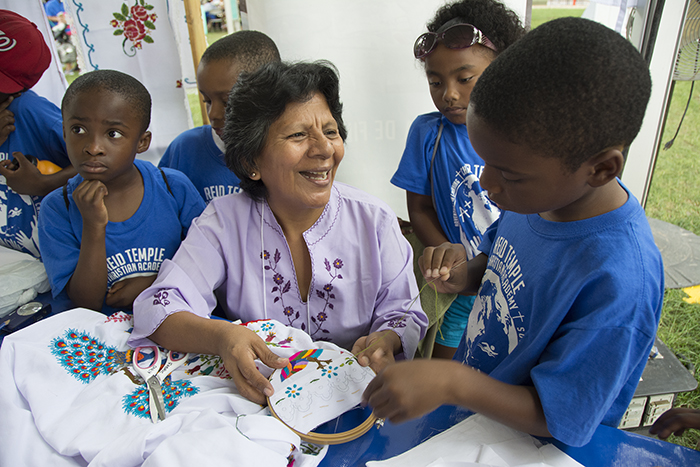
left=105, top=275, right=157, bottom=309
left=351, top=330, right=401, bottom=374
left=216, top=324, right=289, bottom=405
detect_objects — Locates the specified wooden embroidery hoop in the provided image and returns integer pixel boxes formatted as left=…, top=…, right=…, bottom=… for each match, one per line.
left=267, top=395, right=379, bottom=445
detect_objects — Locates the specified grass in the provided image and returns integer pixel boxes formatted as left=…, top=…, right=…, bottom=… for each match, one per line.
left=644, top=80, right=700, bottom=450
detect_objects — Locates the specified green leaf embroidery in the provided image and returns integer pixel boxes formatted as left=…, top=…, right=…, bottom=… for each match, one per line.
left=113, top=29, right=124, bottom=35
left=143, top=35, right=154, bottom=44
left=144, top=20, right=155, bottom=30
left=113, top=12, right=126, bottom=21
left=121, top=3, right=129, bottom=16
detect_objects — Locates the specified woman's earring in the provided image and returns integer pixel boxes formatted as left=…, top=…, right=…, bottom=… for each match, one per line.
left=250, top=172, right=256, bottom=178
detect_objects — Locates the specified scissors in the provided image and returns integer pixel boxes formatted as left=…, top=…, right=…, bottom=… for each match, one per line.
left=132, top=346, right=190, bottom=423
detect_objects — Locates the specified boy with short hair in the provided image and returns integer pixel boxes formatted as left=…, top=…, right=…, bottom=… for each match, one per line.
left=38, top=70, right=205, bottom=311
left=363, top=17, right=664, bottom=448
left=0, top=9, right=76, bottom=257
left=159, top=30, right=280, bottom=203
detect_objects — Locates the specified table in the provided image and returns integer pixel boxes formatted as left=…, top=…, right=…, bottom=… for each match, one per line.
left=319, top=405, right=700, bottom=466
left=5, top=294, right=700, bottom=467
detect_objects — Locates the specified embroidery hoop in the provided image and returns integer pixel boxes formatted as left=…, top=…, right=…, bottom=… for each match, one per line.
left=266, top=349, right=381, bottom=445
left=267, top=398, right=379, bottom=445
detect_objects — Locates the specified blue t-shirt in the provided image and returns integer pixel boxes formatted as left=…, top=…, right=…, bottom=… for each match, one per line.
left=391, top=112, right=499, bottom=258
left=43, top=0, right=66, bottom=27
left=38, top=160, right=206, bottom=298
left=158, top=125, right=242, bottom=204
left=454, top=182, right=664, bottom=447
left=0, top=90, right=70, bottom=257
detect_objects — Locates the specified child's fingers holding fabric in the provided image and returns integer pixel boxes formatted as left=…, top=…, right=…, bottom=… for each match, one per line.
left=72, top=179, right=109, bottom=227
left=419, top=242, right=469, bottom=294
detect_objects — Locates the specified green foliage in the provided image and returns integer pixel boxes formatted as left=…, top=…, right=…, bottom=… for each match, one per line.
left=530, top=7, right=586, bottom=29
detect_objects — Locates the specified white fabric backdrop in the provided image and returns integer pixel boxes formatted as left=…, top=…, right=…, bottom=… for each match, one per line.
left=246, top=0, right=527, bottom=219
left=63, top=0, right=195, bottom=164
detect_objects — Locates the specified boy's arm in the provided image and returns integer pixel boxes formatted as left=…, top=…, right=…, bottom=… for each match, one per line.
left=406, top=191, right=449, bottom=247
left=66, top=180, right=110, bottom=311
left=363, top=359, right=551, bottom=437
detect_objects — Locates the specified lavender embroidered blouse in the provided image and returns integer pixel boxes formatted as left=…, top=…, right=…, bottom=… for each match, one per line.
left=129, top=182, right=428, bottom=358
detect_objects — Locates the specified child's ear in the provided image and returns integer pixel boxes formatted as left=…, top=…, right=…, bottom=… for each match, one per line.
left=136, top=131, right=152, bottom=154
left=587, top=147, right=624, bottom=187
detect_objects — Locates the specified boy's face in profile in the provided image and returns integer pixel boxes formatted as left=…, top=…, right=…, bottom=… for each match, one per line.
left=197, top=58, right=242, bottom=138
left=467, top=105, right=595, bottom=221
left=62, top=89, right=151, bottom=184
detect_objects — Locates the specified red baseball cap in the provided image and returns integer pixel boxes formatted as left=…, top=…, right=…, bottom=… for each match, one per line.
left=0, top=10, right=51, bottom=94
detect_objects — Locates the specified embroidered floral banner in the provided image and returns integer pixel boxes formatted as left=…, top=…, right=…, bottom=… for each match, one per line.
left=64, top=0, right=197, bottom=164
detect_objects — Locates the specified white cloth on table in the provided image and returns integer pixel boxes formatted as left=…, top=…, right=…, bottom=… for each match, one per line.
left=366, top=414, right=583, bottom=467
left=0, top=308, right=329, bottom=466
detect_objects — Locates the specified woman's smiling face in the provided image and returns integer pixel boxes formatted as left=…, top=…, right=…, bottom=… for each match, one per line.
left=252, top=92, right=345, bottom=217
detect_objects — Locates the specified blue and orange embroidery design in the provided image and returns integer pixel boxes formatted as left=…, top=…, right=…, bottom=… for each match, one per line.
left=50, top=328, right=199, bottom=420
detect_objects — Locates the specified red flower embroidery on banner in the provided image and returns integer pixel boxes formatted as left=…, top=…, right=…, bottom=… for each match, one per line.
left=111, top=0, right=156, bottom=57
left=130, top=4, right=150, bottom=21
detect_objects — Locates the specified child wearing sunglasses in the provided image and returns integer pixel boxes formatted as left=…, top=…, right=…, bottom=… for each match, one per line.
left=365, top=17, right=662, bottom=448
left=391, top=0, right=525, bottom=359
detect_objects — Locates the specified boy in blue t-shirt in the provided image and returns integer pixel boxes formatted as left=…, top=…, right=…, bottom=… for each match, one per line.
left=38, top=70, right=205, bottom=311
left=0, top=10, right=76, bottom=257
left=363, top=18, right=663, bottom=448
left=159, top=30, right=280, bottom=203
left=391, top=0, right=525, bottom=359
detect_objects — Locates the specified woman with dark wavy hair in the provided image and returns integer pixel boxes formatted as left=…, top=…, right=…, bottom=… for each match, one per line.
left=130, top=60, right=428, bottom=404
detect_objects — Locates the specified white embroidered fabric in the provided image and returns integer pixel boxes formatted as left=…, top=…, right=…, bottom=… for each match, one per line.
left=0, top=309, right=329, bottom=467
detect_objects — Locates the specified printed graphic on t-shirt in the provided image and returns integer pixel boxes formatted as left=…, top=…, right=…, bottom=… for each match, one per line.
left=203, top=184, right=243, bottom=203
left=450, top=165, right=499, bottom=258
left=0, top=180, right=40, bottom=257
left=463, top=235, right=526, bottom=373
left=106, top=246, right=167, bottom=287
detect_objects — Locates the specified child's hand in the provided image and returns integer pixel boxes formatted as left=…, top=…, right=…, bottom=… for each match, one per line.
left=419, top=242, right=469, bottom=294
left=362, top=359, right=461, bottom=423
left=0, top=95, right=15, bottom=146
left=106, top=275, right=157, bottom=309
left=73, top=179, right=109, bottom=228
left=351, top=330, right=401, bottom=374
left=0, top=151, right=47, bottom=196
left=649, top=408, right=700, bottom=440
left=217, top=324, right=289, bottom=405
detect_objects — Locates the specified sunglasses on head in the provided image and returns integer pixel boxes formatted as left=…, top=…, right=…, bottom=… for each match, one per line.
left=414, top=23, right=497, bottom=59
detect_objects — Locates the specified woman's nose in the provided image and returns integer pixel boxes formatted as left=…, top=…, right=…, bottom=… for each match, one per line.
left=311, top=133, right=334, bottom=158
